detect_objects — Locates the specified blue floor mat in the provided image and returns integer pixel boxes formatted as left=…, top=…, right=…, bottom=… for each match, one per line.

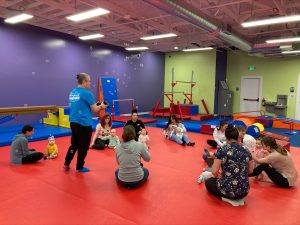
left=0, top=123, right=71, bottom=147
left=155, top=120, right=217, bottom=133
left=0, top=120, right=125, bottom=147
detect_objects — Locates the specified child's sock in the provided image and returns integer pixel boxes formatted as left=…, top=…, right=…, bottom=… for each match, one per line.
left=197, top=171, right=212, bottom=183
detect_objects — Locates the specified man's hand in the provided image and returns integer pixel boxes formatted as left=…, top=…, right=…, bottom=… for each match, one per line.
left=100, top=102, right=108, bottom=109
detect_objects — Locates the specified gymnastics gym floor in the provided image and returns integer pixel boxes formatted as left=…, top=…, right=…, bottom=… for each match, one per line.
left=0, top=126, right=299, bottom=225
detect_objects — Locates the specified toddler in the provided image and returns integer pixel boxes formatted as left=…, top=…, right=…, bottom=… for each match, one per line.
left=44, top=136, right=58, bottom=159
left=138, top=128, right=150, bottom=148
left=108, top=129, right=120, bottom=149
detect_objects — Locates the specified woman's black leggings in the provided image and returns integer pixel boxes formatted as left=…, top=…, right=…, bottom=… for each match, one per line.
left=249, top=163, right=290, bottom=188
left=205, top=178, right=248, bottom=200
left=93, top=138, right=109, bottom=150
left=207, top=140, right=218, bottom=148
left=22, top=151, right=44, bottom=164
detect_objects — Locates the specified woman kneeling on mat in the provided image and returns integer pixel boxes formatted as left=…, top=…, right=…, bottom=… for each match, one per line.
left=10, top=125, right=44, bottom=164
left=249, top=136, right=298, bottom=188
left=90, top=113, right=112, bottom=150
left=205, top=125, right=254, bottom=206
left=164, top=115, right=195, bottom=146
left=115, top=125, right=150, bottom=189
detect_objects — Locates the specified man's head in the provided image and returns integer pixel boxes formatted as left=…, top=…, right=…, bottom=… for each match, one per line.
left=77, top=73, right=91, bottom=89
left=22, top=125, right=34, bottom=138
left=131, top=109, right=138, bottom=122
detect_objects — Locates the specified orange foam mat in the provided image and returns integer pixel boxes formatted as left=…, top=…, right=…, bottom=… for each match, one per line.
left=0, top=127, right=300, bottom=225
left=272, top=120, right=300, bottom=130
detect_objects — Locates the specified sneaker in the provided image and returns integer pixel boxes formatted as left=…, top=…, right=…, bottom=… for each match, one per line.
left=221, top=197, right=245, bottom=207
left=187, top=142, right=195, bottom=146
left=63, top=165, right=70, bottom=171
left=181, top=142, right=186, bottom=146
left=76, top=167, right=90, bottom=172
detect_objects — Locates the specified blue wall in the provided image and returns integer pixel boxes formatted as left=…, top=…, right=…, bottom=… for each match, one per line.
left=0, top=21, right=165, bottom=124
left=214, top=48, right=228, bottom=113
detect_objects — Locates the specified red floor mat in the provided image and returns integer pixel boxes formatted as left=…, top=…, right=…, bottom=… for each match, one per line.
left=0, top=127, right=299, bottom=225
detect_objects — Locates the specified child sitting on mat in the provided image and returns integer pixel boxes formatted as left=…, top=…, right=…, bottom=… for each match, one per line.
left=44, top=136, right=58, bottom=159
left=253, top=137, right=268, bottom=159
left=108, top=129, right=120, bottom=149
left=138, top=128, right=150, bottom=149
left=250, top=137, right=268, bottom=180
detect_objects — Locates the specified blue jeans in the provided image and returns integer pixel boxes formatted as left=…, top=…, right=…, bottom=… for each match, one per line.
left=115, top=168, right=149, bottom=189
left=169, top=133, right=190, bottom=144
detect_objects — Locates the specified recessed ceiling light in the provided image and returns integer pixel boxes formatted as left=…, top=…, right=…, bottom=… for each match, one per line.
left=282, top=50, right=300, bottom=54
left=5, top=13, right=33, bottom=24
left=242, top=15, right=300, bottom=27
left=182, top=47, right=213, bottom=52
left=266, top=37, right=300, bottom=43
left=125, top=47, right=149, bottom=51
left=79, top=33, right=104, bottom=40
left=141, top=33, right=177, bottom=40
left=279, top=45, right=292, bottom=49
left=66, top=8, right=109, bottom=22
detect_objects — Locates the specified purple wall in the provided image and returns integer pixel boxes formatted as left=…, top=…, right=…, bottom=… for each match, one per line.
left=0, top=21, right=165, bottom=124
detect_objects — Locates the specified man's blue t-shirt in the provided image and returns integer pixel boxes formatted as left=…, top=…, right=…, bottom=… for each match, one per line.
left=69, top=87, right=95, bottom=126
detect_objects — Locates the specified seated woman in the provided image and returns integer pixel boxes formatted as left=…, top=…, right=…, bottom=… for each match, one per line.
left=206, top=121, right=228, bottom=148
left=164, top=115, right=195, bottom=146
left=115, top=125, right=150, bottom=189
left=249, top=136, right=298, bottom=188
left=90, top=113, right=112, bottom=150
left=10, top=125, right=44, bottom=164
left=204, top=125, right=254, bottom=207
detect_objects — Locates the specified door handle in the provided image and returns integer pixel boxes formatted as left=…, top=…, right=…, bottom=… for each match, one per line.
left=243, top=98, right=259, bottom=102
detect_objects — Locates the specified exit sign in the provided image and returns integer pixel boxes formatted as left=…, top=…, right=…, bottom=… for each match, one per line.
left=249, top=65, right=255, bottom=71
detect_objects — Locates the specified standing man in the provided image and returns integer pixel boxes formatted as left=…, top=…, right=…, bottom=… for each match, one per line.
left=64, top=73, right=107, bottom=172
left=124, top=109, right=145, bottom=141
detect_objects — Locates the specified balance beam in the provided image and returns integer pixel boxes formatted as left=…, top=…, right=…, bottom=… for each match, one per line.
left=0, top=106, right=59, bottom=116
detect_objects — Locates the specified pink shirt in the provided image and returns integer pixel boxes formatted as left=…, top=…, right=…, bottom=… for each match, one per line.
left=262, top=151, right=298, bottom=186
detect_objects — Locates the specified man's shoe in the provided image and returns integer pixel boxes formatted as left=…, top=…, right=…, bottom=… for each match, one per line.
left=63, top=165, right=70, bottom=171
left=76, top=167, right=90, bottom=172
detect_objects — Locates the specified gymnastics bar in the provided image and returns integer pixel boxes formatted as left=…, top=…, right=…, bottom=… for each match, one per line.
left=0, top=105, right=59, bottom=116
left=112, top=99, right=135, bottom=118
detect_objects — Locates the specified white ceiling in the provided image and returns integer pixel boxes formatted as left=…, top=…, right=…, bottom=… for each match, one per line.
left=1, top=0, right=300, bottom=55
